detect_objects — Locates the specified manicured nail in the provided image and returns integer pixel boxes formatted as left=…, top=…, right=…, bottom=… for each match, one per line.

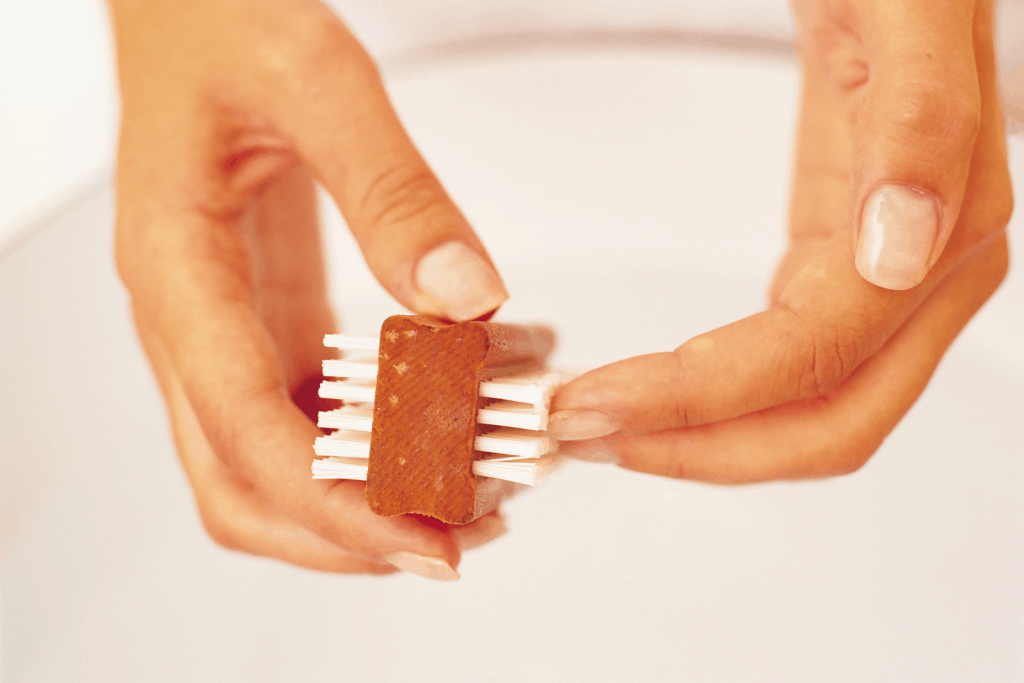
left=383, top=551, right=460, bottom=581
left=451, top=514, right=508, bottom=550
left=856, top=184, right=940, bottom=290
left=547, top=409, right=622, bottom=441
left=558, top=439, right=621, bottom=465
left=415, top=242, right=509, bottom=321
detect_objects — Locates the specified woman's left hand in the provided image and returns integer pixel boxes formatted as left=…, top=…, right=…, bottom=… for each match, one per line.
left=549, top=0, right=1013, bottom=481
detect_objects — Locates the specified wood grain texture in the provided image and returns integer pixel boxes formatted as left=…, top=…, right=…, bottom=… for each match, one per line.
left=365, top=315, right=552, bottom=523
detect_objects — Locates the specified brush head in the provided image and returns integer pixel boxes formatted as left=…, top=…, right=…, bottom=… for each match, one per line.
left=367, top=316, right=494, bottom=523
left=314, top=315, right=562, bottom=524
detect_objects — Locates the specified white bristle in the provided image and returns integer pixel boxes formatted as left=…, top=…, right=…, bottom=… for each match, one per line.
left=479, top=371, right=561, bottom=406
left=317, top=405, right=373, bottom=431
left=314, top=426, right=550, bottom=459
left=477, top=400, right=547, bottom=430
left=320, top=366, right=559, bottom=410
left=314, top=431, right=371, bottom=458
left=322, top=358, right=379, bottom=379
left=472, top=454, right=561, bottom=486
left=312, top=453, right=560, bottom=486
left=323, top=334, right=379, bottom=352
left=313, top=457, right=369, bottom=481
left=319, top=380, right=376, bottom=404
left=474, top=428, right=553, bottom=457
left=318, top=401, right=547, bottom=433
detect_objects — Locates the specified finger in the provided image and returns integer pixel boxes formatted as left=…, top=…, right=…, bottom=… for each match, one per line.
left=141, top=322, right=395, bottom=574
left=250, top=11, right=507, bottom=321
left=848, top=0, right=981, bottom=290
left=770, top=38, right=853, bottom=300
left=551, top=236, right=928, bottom=437
left=118, top=178, right=464, bottom=581
left=550, top=9, right=1012, bottom=440
left=251, top=167, right=511, bottom=554
left=585, top=233, right=1009, bottom=482
left=552, top=179, right=1009, bottom=440
left=550, top=179, right=1010, bottom=439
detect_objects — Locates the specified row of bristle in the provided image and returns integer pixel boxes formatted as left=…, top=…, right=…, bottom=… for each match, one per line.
left=312, top=334, right=561, bottom=486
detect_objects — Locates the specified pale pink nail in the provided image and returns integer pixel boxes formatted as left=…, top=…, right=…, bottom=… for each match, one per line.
left=383, top=552, right=460, bottom=581
left=414, top=242, right=509, bottom=321
left=558, top=439, right=621, bottom=465
left=856, top=184, right=940, bottom=290
left=547, top=409, right=622, bottom=441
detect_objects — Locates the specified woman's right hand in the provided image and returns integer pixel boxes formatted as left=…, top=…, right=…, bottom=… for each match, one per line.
left=109, top=0, right=509, bottom=579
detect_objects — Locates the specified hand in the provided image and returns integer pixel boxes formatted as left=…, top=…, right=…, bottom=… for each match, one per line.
left=110, top=0, right=509, bottom=578
left=549, top=0, right=1013, bottom=481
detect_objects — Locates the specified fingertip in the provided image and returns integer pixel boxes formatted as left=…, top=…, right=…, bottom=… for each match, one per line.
left=847, top=15, right=979, bottom=290
left=383, top=551, right=461, bottom=581
left=318, top=480, right=464, bottom=577
left=366, top=563, right=402, bottom=576
left=373, top=529, right=463, bottom=581
left=550, top=352, right=689, bottom=434
left=413, top=241, right=509, bottom=322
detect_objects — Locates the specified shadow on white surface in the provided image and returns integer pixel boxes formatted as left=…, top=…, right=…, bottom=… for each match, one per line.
left=2, top=43, right=1022, bottom=683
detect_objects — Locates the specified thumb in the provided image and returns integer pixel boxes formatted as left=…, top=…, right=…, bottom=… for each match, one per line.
left=850, top=0, right=980, bottom=290
left=264, top=18, right=507, bottom=321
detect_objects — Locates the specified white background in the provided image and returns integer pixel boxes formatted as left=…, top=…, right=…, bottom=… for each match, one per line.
left=0, top=0, right=1022, bottom=250
left=2, top=3, right=1023, bottom=682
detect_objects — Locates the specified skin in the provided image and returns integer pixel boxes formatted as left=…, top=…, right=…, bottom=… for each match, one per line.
left=110, top=0, right=508, bottom=575
left=109, top=0, right=1013, bottom=572
left=553, top=0, right=1013, bottom=482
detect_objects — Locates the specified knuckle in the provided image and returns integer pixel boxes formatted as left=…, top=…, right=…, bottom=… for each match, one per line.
left=259, top=8, right=376, bottom=84
left=882, top=80, right=980, bottom=145
left=797, top=25, right=868, bottom=93
left=671, top=343, right=709, bottom=427
left=805, top=324, right=860, bottom=396
left=959, top=170, right=1014, bottom=251
left=665, top=454, right=689, bottom=481
left=357, top=164, right=448, bottom=232
left=210, top=385, right=285, bottom=470
left=781, top=305, right=861, bottom=398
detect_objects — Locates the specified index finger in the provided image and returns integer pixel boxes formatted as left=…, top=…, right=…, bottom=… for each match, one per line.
left=551, top=237, right=926, bottom=435
left=550, top=32, right=1011, bottom=437
left=117, top=184, right=463, bottom=580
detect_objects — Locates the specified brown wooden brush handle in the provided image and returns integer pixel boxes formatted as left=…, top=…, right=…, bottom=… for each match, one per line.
left=366, top=315, right=553, bottom=524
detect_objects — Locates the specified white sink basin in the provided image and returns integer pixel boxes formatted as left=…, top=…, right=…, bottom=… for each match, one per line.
left=2, top=43, right=1022, bottom=682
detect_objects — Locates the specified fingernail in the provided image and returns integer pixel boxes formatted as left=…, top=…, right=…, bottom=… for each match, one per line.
left=451, top=514, right=508, bottom=551
left=415, top=242, right=509, bottom=321
left=856, top=184, right=940, bottom=290
left=384, top=551, right=460, bottom=581
left=558, top=439, right=621, bottom=465
left=547, top=409, right=622, bottom=441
